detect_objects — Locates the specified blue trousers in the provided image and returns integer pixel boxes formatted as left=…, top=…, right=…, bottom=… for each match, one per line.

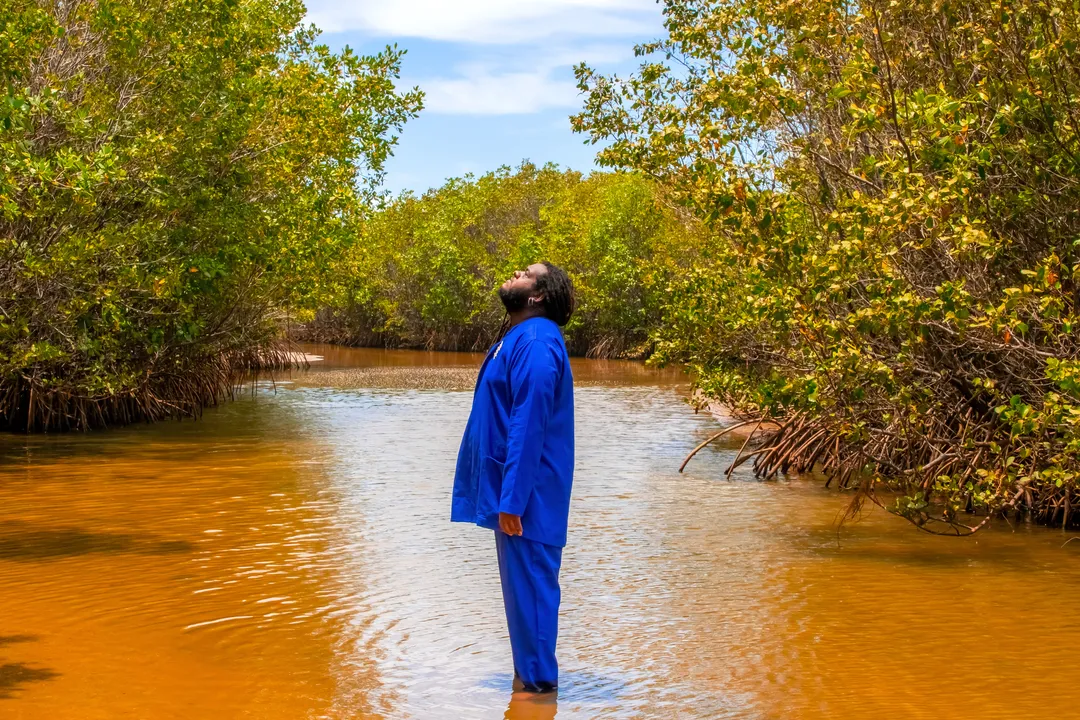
left=495, top=531, right=563, bottom=692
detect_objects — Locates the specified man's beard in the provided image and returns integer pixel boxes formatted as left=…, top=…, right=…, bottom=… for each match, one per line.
left=498, top=285, right=530, bottom=313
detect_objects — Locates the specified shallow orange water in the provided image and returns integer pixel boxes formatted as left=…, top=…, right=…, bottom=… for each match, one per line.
left=1, top=345, right=1079, bottom=719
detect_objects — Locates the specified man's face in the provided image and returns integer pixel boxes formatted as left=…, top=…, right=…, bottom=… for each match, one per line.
left=498, top=263, right=548, bottom=312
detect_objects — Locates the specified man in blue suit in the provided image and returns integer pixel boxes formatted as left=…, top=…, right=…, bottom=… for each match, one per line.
left=452, top=261, right=576, bottom=694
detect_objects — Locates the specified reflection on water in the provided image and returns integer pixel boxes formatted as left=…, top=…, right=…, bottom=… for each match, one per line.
left=505, top=691, right=558, bottom=720
left=1, top=345, right=1078, bottom=719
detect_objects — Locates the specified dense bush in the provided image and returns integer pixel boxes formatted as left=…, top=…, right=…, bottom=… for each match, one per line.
left=574, top=0, right=1080, bottom=531
left=0, top=0, right=421, bottom=430
left=299, top=163, right=704, bottom=357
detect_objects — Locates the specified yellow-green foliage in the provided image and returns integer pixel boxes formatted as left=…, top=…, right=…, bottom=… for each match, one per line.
left=574, top=0, right=1080, bottom=530
left=0, top=0, right=421, bottom=429
left=305, top=162, right=703, bottom=357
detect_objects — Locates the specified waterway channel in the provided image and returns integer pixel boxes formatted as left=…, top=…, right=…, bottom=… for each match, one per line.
left=1, top=345, right=1078, bottom=719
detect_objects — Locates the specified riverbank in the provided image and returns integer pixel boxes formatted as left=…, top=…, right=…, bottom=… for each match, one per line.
left=290, top=320, right=653, bottom=360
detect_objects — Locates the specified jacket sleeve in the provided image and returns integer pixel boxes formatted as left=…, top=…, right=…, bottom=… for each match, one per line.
left=499, top=338, right=561, bottom=516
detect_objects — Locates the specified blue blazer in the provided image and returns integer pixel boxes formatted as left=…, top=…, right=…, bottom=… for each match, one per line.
left=451, top=317, right=575, bottom=547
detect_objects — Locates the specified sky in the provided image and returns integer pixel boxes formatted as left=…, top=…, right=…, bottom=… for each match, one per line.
left=304, top=0, right=666, bottom=195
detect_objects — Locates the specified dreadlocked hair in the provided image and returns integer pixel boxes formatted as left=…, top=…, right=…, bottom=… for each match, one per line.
left=495, top=314, right=511, bottom=343
left=536, top=262, right=575, bottom=326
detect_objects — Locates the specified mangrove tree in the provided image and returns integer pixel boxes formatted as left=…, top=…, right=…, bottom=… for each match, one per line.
left=574, top=0, right=1080, bottom=531
left=0, top=0, right=422, bottom=430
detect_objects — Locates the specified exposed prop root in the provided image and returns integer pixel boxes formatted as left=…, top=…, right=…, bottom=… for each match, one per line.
left=678, top=420, right=758, bottom=473
left=725, top=418, right=764, bottom=477
left=0, top=342, right=299, bottom=433
left=683, top=409, right=1080, bottom=533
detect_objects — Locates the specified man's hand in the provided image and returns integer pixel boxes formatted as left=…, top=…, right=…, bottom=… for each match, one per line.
left=499, top=512, right=523, bottom=536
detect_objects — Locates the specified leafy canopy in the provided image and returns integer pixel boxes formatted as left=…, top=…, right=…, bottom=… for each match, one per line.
left=0, top=0, right=422, bottom=429
left=574, top=0, right=1080, bottom=531
left=302, top=163, right=704, bottom=358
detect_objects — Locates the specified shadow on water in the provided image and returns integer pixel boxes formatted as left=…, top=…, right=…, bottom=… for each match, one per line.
left=0, top=636, right=38, bottom=648
left=811, top=543, right=1029, bottom=569
left=0, top=522, right=192, bottom=562
left=479, top=670, right=628, bottom=704
left=795, top=521, right=1072, bottom=574
left=0, top=663, right=60, bottom=700
left=0, top=385, right=299, bottom=469
left=0, top=636, right=58, bottom=700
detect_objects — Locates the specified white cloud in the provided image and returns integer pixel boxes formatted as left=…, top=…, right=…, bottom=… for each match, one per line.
left=306, top=0, right=660, bottom=44
left=306, top=2, right=657, bottom=117
left=411, top=44, right=633, bottom=115
left=416, top=66, right=579, bottom=115
left=543, top=43, right=636, bottom=68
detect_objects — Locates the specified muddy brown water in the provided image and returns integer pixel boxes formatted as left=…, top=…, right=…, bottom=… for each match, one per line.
left=1, top=344, right=1078, bottom=720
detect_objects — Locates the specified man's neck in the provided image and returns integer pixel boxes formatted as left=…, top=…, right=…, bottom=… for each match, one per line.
left=507, top=308, right=544, bottom=328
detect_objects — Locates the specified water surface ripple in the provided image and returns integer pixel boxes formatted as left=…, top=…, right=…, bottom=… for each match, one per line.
left=1, top=345, right=1078, bottom=719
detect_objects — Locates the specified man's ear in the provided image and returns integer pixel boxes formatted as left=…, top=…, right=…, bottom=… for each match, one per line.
left=529, top=292, right=546, bottom=306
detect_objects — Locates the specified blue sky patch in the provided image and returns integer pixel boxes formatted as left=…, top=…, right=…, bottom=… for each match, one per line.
left=306, top=0, right=665, bottom=195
